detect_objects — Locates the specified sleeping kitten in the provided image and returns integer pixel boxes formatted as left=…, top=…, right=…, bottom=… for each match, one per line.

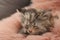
left=18, top=8, right=58, bottom=35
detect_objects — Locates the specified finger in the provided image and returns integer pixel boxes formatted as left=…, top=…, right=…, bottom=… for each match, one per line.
left=0, top=32, right=25, bottom=40
left=24, top=32, right=59, bottom=40
left=24, top=35, right=49, bottom=40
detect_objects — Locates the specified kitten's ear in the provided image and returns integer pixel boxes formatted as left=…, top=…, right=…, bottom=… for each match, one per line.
left=16, top=9, right=25, bottom=26
left=47, top=9, right=52, bottom=13
left=43, top=9, right=52, bottom=16
left=18, top=8, right=26, bottom=13
left=53, top=15, right=59, bottom=19
left=16, top=9, right=24, bottom=17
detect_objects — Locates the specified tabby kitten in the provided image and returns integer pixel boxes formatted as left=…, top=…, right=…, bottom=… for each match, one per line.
left=18, top=8, right=58, bottom=35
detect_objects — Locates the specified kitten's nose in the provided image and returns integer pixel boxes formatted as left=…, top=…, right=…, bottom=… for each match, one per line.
left=28, top=30, right=32, bottom=33
left=29, top=30, right=32, bottom=33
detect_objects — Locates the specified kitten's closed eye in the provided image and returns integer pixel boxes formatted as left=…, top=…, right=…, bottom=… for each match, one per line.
left=25, top=25, right=29, bottom=29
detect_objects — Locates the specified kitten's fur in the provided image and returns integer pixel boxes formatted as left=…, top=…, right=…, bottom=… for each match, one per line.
left=19, top=8, right=58, bottom=35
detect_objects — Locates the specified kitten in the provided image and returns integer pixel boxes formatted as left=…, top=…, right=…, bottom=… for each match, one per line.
left=18, top=8, right=58, bottom=35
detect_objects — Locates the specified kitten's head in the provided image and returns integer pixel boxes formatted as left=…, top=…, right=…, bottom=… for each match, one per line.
left=19, top=8, right=54, bottom=35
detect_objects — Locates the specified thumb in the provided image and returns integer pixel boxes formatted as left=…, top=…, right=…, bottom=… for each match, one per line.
left=0, top=11, right=21, bottom=33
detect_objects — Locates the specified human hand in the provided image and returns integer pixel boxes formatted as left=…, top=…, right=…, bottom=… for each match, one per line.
left=0, top=11, right=26, bottom=40
left=0, top=9, right=60, bottom=40
left=0, top=0, right=60, bottom=40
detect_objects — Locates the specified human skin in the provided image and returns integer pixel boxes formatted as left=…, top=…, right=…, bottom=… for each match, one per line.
left=0, top=0, right=60, bottom=40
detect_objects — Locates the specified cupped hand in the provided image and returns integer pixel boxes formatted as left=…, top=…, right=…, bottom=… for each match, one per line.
left=0, top=0, right=60, bottom=40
